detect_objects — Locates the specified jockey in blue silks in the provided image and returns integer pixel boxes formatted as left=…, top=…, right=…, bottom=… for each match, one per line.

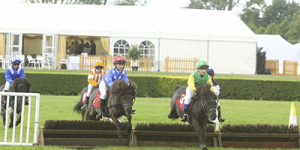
left=4, top=57, right=25, bottom=92
left=96, top=55, right=130, bottom=119
left=207, top=68, right=225, bottom=123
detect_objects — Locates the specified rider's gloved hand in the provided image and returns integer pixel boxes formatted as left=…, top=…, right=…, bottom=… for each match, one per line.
left=96, top=84, right=99, bottom=88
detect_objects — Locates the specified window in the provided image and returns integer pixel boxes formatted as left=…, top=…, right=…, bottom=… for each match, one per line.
left=139, top=40, right=155, bottom=60
left=113, top=39, right=130, bottom=57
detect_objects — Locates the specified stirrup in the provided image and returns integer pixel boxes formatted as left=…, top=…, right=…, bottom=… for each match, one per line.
left=181, top=114, right=189, bottom=122
left=81, top=104, right=87, bottom=109
left=219, top=118, right=225, bottom=123
left=96, top=112, right=102, bottom=119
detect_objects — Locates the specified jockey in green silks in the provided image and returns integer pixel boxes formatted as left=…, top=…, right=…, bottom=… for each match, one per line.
left=181, top=60, right=213, bottom=122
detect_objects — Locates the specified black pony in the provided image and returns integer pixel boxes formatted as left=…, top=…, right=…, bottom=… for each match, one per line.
left=168, top=82, right=217, bottom=150
left=74, top=79, right=137, bottom=141
left=0, top=78, right=31, bottom=128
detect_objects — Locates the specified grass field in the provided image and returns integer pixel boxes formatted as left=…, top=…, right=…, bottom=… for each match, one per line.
left=1, top=95, right=300, bottom=150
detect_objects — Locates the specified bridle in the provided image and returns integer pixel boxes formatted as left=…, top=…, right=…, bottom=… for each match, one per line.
left=200, top=96, right=218, bottom=119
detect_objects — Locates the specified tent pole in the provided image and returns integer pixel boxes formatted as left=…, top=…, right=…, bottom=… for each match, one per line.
left=158, top=38, right=160, bottom=72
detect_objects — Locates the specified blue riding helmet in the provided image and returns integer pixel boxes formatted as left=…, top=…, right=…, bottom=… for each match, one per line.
left=11, top=57, right=21, bottom=64
left=207, top=68, right=215, bottom=76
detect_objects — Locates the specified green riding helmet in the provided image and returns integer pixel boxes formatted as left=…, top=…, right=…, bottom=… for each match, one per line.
left=196, top=60, right=209, bottom=69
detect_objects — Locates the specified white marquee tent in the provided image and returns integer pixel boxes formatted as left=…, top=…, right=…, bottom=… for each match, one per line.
left=0, top=3, right=257, bottom=74
left=256, top=34, right=300, bottom=74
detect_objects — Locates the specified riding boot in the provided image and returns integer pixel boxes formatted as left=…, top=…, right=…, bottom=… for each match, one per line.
left=218, top=106, right=225, bottom=123
left=181, top=109, right=189, bottom=122
left=81, top=96, right=89, bottom=109
left=131, top=109, right=136, bottom=114
left=96, top=99, right=106, bottom=119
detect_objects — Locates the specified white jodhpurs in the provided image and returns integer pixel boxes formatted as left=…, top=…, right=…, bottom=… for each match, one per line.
left=4, top=81, right=11, bottom=91
left=99, top=80, right=109, bottom=99
left=86, top=83, right=94, bottom=97
left=184, top=86, right=195, bottom=105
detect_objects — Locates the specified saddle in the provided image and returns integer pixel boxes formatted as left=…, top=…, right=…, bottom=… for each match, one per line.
left=81, top=90, right=109, bottom=109
left=175, top=93, right=195, bottom=111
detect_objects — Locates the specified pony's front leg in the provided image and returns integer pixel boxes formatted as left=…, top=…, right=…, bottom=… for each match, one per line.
left=111, top=114, right=124, bottom=141
left=192, top=119, right=207, bottom=150
left=9, top=110, right=14, bottom=128
left=15, top=113, right=21, bottom=126
left=126, top=114, right=132, bottom=133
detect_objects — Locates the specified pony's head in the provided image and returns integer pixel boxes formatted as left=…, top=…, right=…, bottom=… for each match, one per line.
left=195, top=82, right=217, bottom=121
left=111, top=79, right=137, bottom=116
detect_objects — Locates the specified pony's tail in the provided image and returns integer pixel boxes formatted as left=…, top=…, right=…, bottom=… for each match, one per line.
left=73, top=101, right=82, bottom=113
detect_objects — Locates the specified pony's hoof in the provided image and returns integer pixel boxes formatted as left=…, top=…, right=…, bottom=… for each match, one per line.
left=202, top=147, right=208, bottom=150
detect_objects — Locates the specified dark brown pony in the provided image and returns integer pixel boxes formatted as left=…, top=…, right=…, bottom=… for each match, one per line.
left=74, top=79, right=137, bottom=141
left=0, top=78, right=31, bottom=127
left=168, top=82, right=217, bottom=150
left=105, top=79, right=137, bottom=141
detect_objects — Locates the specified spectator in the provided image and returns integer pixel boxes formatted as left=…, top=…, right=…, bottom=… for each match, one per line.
left=69, top=41, right=76, bottom=54
left=83, top=42, right=91, bottom=54
left=74, top=40, right=79, bottom=55
left=90, top=39, right=96, bottom=55
left=78, top=39, right=85, bottom=55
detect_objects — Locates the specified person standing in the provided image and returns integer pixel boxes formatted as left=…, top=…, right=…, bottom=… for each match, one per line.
left=77, top=39, right=85, bottom=55
left=90, top=39, right=96, bottom=55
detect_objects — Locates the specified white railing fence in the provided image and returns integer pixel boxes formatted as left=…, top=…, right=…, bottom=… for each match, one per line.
left=0, top=92, right=40, bottom=146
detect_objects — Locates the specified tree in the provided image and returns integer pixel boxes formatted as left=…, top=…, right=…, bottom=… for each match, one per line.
left=264, top=23, right=277, bottom=34
left=247, top=23, right=257, bottom=32
left=286, top=10, right=300, bottom=43
left=239, top=0, right=266, bottom=26
left=26, top=0, right=107, bottom=5
left=277, top=19, right=289, bottom=40
left=255, top=26, right=266, bottom=34
left=111, top=0, right=147, bottom=6
left=186, top=0, right=240, bottom=10
left=260, top=0, right=300, bottom=27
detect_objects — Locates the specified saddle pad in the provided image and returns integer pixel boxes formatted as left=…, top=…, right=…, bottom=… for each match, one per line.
left=81, top=90, right=88, bottom=103
left=175, top=93, right=193, bottom=111
left=92, top=91, right=109, bottom=108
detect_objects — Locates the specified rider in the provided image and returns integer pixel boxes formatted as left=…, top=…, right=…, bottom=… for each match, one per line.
left=207, top=68, right=225, bottom=123
left=81, top=61, right=106, bottom=109
left=96, top=55, right=130, bottom=119
left=2, top=57, right=25, bottom=106
left=181, top=60, right=213, bottom=122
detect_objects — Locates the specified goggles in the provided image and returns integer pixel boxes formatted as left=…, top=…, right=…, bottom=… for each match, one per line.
left=95, top=66, right=103, bottom=70
left=13, top=63, right=20, bottom=66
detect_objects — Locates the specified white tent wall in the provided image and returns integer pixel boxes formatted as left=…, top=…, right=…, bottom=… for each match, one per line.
left=159, top=39, right=208, bottom=72
left=92, top=6, right=159, bottom=38
left=208, top=42, right=256, bottom=74
left=0, top=4, right=58, bottom=34
left=109, top=37, right=159, bottom=70
left=257, top=35, right=300, bottom=74
left=141, top=7, right=208, bottom=40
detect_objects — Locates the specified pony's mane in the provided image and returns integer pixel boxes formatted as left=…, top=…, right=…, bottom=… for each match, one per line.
left=195, top=82, right=217, bottom=100
left=10, top=78, right=23, bottom=92
left=10, top=78, right=31, bottom=92
left=111, top=79, right=137, bottom=97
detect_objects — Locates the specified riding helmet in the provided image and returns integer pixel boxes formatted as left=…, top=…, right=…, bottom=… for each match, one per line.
left=196, top=60, right=209, bottom=69
left=94, top=61, right=104, bottom=69
left=113, top=55, right=126, bottom=65
left=207, top=68, right=215, bottom=76
left=11, top=57, right=21, bottom=64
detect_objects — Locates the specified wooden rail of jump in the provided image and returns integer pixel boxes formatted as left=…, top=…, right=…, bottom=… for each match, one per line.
left=164, top=57, right=199, bottom=72
left=265, top=60, right=298, bottom=76
left=79, top=55, right=153, bottom=71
